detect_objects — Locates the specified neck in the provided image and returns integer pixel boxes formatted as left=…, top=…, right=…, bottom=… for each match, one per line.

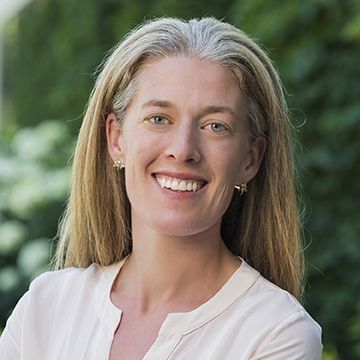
left=113, top=218, right=240, bottom=315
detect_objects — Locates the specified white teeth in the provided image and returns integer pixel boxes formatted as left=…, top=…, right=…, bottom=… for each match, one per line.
left=171, top=180, right=179, bottom=190
left=155, top=175, right=204, bottom=192
left=179, top=181, right=187, bottom=191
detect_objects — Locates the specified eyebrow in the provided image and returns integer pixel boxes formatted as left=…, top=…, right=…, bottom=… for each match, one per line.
left=141, top=99, right=237, bottom=118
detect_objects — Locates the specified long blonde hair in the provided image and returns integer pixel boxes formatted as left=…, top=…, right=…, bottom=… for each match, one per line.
left=55, top=17, right=304, bottom=299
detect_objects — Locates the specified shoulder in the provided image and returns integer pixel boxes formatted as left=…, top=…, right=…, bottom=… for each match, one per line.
left=234, top=263, right=322, bottom=358
left=0, top=263, right=107, bottom=357
left=24, top=262, right=116, bottom=315
left=248, top=288, right=322, bottom=359
left=15, top=265, right=96, bottom=313
left=28, top=263, right=103, bottom=297
left=237, top=262, right=318, bottom=326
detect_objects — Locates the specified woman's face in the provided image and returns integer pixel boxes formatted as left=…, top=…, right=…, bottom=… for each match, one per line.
left=107, top=56, right=265, bottom=238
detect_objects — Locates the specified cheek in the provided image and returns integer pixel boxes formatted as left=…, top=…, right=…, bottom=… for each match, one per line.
left=209, top=143, right=246, bottom=182
left=122, top=125, right=155, bottom=160
left=123, top=132, right=163, bottom=193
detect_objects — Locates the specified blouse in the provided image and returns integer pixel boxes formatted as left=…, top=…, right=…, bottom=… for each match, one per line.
left=0, top=257, right=322, bottom=359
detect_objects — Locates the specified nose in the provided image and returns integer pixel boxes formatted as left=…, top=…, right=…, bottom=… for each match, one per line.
left=165, top=121, right=201, bottom=163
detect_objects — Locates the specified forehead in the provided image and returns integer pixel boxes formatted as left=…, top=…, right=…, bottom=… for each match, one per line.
left=131, top=56, right=243, bottom=113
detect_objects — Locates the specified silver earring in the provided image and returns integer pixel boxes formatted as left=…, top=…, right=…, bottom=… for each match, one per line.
left=113, top=160, right=125, bottom=170
left=235, top=183, right=247, bottom=195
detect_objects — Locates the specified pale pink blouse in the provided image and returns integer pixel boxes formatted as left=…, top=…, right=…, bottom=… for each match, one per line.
left=0, top=258, right=322, bottom=359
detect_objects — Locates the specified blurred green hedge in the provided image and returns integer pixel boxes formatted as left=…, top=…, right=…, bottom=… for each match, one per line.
left=1, top=0, right=359, bottom=358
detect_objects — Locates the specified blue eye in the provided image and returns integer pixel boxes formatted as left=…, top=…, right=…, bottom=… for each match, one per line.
left=208, top=122, right=228, bottom=133
left=149, top=116, right=168, bottom=125
left=211, top=123, right=225, bottom=132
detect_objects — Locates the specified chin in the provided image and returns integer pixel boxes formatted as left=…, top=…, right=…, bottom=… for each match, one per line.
left=150, top=217, right=218, bottom=238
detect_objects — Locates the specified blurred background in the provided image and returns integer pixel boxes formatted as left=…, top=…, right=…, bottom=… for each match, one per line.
left=0, top=0, right=359, bottom=358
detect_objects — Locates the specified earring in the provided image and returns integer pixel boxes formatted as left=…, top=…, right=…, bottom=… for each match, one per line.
left=234, top=183, right=247, bottom=195
left=113, top=160, right=125, bottom=170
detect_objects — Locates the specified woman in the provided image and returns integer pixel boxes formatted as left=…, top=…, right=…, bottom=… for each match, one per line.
left=0, top=17, right=322, bottom=359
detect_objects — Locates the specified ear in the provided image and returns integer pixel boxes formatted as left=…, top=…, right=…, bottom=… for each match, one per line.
left=238, top=136, right=267, bottom=184
left=105, top=113, right=126, bottom=163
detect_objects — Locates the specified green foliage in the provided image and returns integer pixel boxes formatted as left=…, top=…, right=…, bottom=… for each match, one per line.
left=0, top=120, right=72, bottom=329
left=1, top=0, right=359, bottom=357
left=230, top=2, right=360, bottom=357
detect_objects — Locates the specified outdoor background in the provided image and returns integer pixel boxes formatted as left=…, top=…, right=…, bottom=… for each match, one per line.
left=0, top=0, right=359, bottom=358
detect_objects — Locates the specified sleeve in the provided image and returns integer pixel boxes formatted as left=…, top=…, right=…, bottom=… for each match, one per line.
left=251, top=310, right=323, bottom=360
left=0, top=271, right=56, bottom=359
left=0, top=291, right=29, bottom=360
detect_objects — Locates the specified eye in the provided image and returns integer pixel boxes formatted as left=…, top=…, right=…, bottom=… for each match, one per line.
left=203, top=122, right=230, bottom=134
left=147, top=115, right=169, bottom=126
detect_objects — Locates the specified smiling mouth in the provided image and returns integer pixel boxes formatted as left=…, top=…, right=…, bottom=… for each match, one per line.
left=154, top=174, right=207, bottom=192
